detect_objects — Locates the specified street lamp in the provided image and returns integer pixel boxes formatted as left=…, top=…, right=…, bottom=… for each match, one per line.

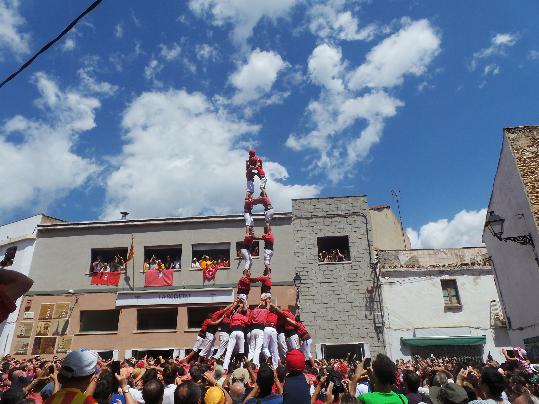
left=485, top=211, right=535, bottom=247
left=293, top=272, right=301, bottom=310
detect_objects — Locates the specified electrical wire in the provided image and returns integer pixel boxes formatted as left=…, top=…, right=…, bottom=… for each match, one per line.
left=0, top=0, right=104, bottom=90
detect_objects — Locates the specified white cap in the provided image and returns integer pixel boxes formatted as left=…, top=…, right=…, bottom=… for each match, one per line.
left=60, top=349, right=98, bottom=378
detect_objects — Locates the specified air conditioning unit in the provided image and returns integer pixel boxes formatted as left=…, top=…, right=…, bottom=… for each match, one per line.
left=490, top=300, right=507, bottom=328
left=374, top=312, right=383, bottom=328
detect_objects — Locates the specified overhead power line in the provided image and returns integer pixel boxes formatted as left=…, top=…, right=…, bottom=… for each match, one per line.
left=0, top=0, right=104, bottom=90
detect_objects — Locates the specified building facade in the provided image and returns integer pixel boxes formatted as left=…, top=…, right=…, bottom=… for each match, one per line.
left=379, top=248, right=510, bottom=363
left=10, top=196, right=407, bottom=359
left=0, top=215, right=62, bottom=355
left=483, top=126, right=539, bottom=361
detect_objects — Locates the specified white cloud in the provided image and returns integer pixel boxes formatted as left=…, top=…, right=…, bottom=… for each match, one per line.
left=61, top=38, right=76, bottom=52
left=470, top=32, right=518, bottom=71
left=308, top=43, right=345, bottom=93
left=0, top=73, right=101, bottom=217
left=114, top=23, right=123, bottom=38
left=0, top=0, right=31, bottom=59
left=159, top=43, right=182, bottom=61
left=483, top=63, right=500, bottom=76
left=230, top=49, right=287, bottom=104
left=287, top=19, right=440, bottom=181
left=528, top=50, right=539, bottom=61
left=78, top=68, right=119, bottom=96
left=308, top=2, right=377, bottom=42
left=188, top=0, right=298, bottom=49
left=101, top=89, right=319, bottom=219
left=406, top=208, right=487, bottom=248
left=144, top=59, right=163, bottom=85
left=196, top=43, right=219, bottom=62
left=348, top=19, right=441, bottom=90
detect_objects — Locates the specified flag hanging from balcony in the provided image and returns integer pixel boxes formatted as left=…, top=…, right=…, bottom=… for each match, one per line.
left=126, top=235, right=135, bottom=262
left=144, top=269, right=173, bottom=287
left=90, top=272, right=121, bottom=286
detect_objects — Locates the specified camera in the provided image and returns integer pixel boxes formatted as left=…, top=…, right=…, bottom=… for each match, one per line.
left=326, top=370, right=345, bottom=395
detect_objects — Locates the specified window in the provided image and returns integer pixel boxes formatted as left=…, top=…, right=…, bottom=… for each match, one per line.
left=144, top=245, right=182, bottom=270
left=137, top=308, right=177, bottom=330
left=0, top=246, right=17, bottom=267
left=132, top=349, right=174, bottom=360
left=80, top=310, right=120, bottom=332
left=187, top=306, right=225, bottom=329
left=320, top=343, right=367, bottom=360
left=191, top=243, right=230, bottom=269
left=441, top=279, right=461, bottom=307
left=90, top=248, right=128, bottom=273
left=235, top=241, right=260, bottom=259
left=411, top=345, right=482, bottom=362
left=317, top=236, right=350, bottom=263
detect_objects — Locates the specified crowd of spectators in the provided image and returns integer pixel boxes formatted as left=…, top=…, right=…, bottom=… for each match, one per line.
left=144, top=256, right=182, bottom=271
left=91, top=256, right=127, bottom=274
left=1, top=346, right=537, bottom=404
left=191, top=256, right=230, bottom=270
left=318, top=249, right=350, bottom=263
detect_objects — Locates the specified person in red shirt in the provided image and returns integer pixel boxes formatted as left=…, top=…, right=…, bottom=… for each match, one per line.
left=239, top=227, right=255, bottom=273
left=223, top=300, right=250, bottom=371
left=254, top=225, right=274, bottom=274
left=245, top=149, right=257, bottom=196
left=246, top=149, right=267, bottom=190
left=271, top=305, right=300, bottom=353
left=283, top=317, right=314, bottom=368
left=237, top=267, right=261, bottom=302
left=253, top=190, right=274, bottom=225
left=199, top=303, right=234, bottom=359
left=262, top=300, right=280, bottom=368
left=247, top=302, right=269, bottom=367
left=252, top=269, right=272, bottom=300
left=212, top=305, right=234, bottom=361
left=244, top=194, right=255, bottom=230
left=183, top=314, right=223, bottom=364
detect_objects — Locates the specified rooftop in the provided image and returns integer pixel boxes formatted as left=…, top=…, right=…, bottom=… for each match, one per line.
left=378, top=247, right=491, bottom=270
left=505, top=126, right=539, bottom=230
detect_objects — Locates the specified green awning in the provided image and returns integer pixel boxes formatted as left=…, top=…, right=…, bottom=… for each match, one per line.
left=401, top=336, right=486, bottom=347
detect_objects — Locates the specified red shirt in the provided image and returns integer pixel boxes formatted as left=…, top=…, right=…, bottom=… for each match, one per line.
left=265, top=311, right=278, bottom=326
left=237, top=276, right=253, bottom=294
left=296, top=322, right=310, bottom=340
left=200, top=319, right=212, bottom=333
left=243, top=235, right=254, bottom=248
left=253, top=276, right=271, bottom=292
left=253, top=195, right=272, bottom=209
left=249, top=307, right=269, bottom=325
left=245, top=160, right=256, bottom=180
left=261, top=232, right=274, bottom=250
left=281, top=310, right=296, bottom=332
left=244, top=198, right=254, bottom=212
left=230, top=310, right=250, bottom=328
left=211, top=307, right=228, bottom=320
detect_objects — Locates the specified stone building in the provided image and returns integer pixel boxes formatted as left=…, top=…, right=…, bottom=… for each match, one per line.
left=379, top=248, right=509, bottom=363
left=483, top=126, right=539, bottom=362
left=10, top=196, right=407, bottom=359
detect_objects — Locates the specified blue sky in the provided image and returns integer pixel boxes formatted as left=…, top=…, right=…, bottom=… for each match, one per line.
left=1, top=0, right=538, bottom=247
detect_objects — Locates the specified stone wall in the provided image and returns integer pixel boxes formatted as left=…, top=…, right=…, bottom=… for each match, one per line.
left=292, top=196, right=384, bottom=355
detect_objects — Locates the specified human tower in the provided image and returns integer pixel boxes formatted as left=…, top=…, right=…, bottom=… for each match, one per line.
left=183, top=149, right=313, bottom=371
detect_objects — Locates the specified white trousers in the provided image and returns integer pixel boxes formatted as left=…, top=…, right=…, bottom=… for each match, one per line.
left=264, top=208, right=274, bottom=223
left=200, top=332, right=215, bottom=358
left=244, top=212, right=254, bottom=227
left=248, top=328, right=264, bottom=366
left=193, top=335, right=204, bottom=351
left=264, top=249, right=273, bottom=267
left=277, top=332, right=287, bottom=361
left=300, top=338, right=312, bottom=360
left=262, top=327, right=279, bottom=368
left=286, top=334, right=300, bottom=351
left=212, top=331, right=229, bottom=360
left=223, top=330, right=245, bottom=370
left=240, top=248, right=252, bottom=270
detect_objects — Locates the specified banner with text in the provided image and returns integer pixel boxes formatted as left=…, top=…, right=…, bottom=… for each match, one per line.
left=116, top=288, right=234, bottom=307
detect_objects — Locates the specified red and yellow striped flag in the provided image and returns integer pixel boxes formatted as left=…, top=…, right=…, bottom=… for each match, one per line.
left=126, top=235, right=134, bottom=262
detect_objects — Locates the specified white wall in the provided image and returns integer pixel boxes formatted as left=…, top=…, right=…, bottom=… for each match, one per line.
left=0, top=215, right=44, bottom=355
left=381, top=270, right=509, bottom=362
left=484, top=137, right=539, bottom=344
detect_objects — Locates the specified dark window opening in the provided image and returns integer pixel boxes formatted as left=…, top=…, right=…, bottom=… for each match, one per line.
left=144, top=245, right=182, bottom=270
left=411, top=345, right=482, bottom=362
left=96, top=351, right=114, bottom=360
left=191, top=243, right=230, bottom=269
left=132, top=349, right=174, bottom=360
left=80, top=310, right=120, bottom=332
left=441, top=279, right=461, bottom=307
left=317, top=236, right=350, bottom=262
left=137, top=308, right=177, bottom=330
left=0, top=246, right=17, bottom=267
left=187, top=306, right=225, bottom=329
left=235, top=241, right=260, bottom=259
left=320, top=343, right=366, bottom=360
left=90, top=248, right=128, bottom=273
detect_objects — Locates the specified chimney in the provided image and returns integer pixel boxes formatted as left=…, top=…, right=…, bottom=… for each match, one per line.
left=120, top=211, right=129, bottom=220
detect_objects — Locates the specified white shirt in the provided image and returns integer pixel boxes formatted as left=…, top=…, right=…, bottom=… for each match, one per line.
left=162, top=384, right=176, bottom=404
left=128, top=387, right=145, bottom=404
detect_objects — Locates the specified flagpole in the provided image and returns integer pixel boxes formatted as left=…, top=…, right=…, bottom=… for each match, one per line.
left=131, top=235, right=135, bottom=291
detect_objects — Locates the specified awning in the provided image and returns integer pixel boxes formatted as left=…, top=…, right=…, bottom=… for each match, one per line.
left=401, top=336, right=486, bottom=347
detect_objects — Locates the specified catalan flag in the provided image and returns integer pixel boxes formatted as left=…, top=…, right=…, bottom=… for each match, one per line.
left=126, top=235, right=135, bottom=262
